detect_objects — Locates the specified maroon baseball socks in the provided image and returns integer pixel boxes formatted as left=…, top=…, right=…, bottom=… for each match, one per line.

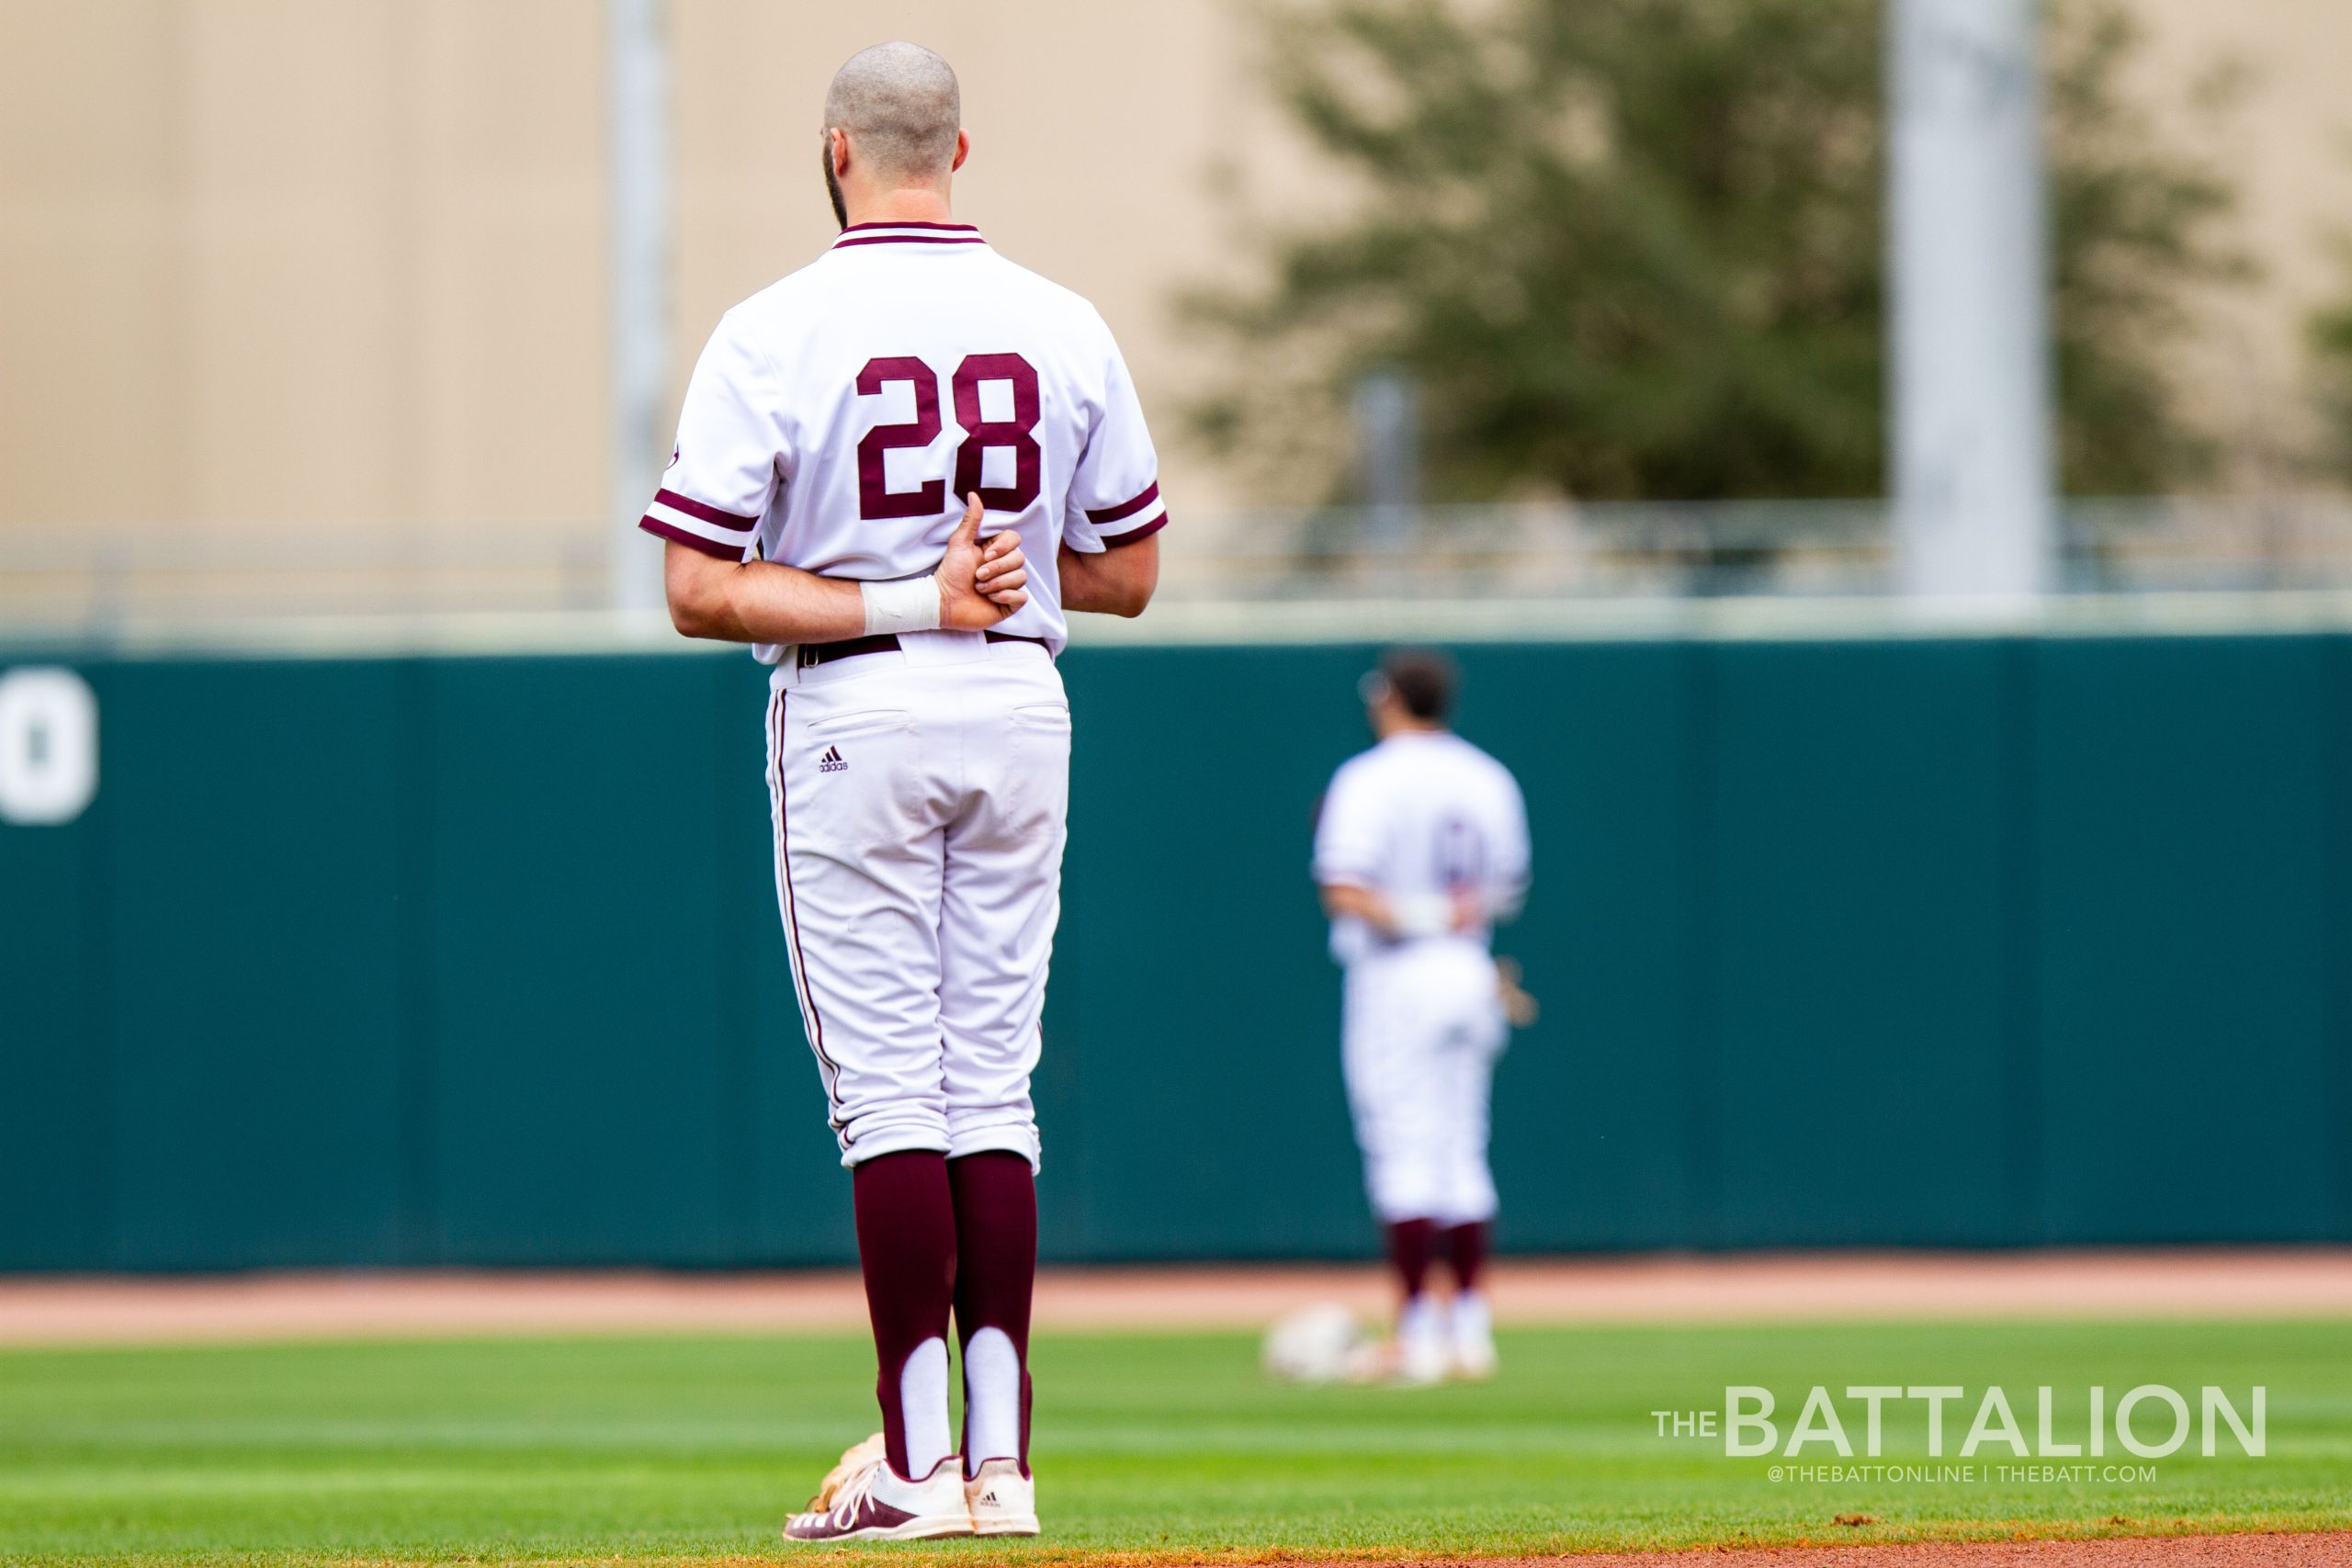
left=1385, top=1216, right=1436, bottom=1301
left=850, top=1149, right=1038, bottom=1483
left=948, top=1151, right=1036, bottom=1477
left=851, top=1152, right=958, bottom=1480
left=1385, top=1217, right=1497, bottom=1379
left=1383, top=1218, right=1444, bottom=1379
left=1447, top=1220, right=1498, bottom=1377
left=1446, top=1220, right=1487, bottom=1294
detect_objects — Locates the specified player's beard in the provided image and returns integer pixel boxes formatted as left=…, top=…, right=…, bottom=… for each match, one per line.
left=821, top=145, right=848, bottom=231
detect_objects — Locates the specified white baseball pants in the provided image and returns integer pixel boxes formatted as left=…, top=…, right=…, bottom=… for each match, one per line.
left=765, top=630, right=1069, bottom=1169
left=1341, top=942, right=1509, bottom=1224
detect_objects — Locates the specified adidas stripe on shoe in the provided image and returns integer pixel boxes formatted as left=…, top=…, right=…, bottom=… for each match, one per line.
left=964, top=1457, right=1038, bottom=1536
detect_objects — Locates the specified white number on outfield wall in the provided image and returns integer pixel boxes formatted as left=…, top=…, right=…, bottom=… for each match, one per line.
left=0, top=668, right=98, bottom=826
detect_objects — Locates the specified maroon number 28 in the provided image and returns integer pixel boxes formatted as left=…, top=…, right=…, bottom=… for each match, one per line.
left=855, top=354, right=1041, bottom=520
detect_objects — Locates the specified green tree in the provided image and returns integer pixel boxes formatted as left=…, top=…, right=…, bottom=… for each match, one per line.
left=1188, top=0, right=2245, bottom=503
left=2312, top=254, right=2352, bottom=480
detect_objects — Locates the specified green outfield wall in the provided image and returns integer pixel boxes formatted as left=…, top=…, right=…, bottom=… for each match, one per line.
left=3, top=634, right=2347, bottom=1270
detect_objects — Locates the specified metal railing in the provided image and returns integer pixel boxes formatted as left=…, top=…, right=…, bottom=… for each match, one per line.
left=6, top=495, right=2352, bottom=646
left=0, top=517, right=611, bottom=638
left=1170, top=495, right=2352, bottom=601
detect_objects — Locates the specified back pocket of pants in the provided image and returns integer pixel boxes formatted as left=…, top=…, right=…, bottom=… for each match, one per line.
left=1010, top=704, right=1070, bottom=732
left=806, top=708, right=914, bottom=740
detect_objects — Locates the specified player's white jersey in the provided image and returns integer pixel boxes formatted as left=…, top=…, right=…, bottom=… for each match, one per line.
left=1313, top=730, right=1531, bottom=966
left=639, top=221, right=1167, bottom=660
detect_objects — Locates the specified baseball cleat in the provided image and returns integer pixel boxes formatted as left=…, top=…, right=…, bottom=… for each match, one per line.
left=783, top=1434, right=972, bottom=1542
left=1398, top=1327, right=1452, bottom=1385
left=1339, top=1336, right=1394, bottom=1384
left=1396, top=1294, right=1450, bottom=1385
left=1451, top=1325, right=1499, bottom=1381
left=964, top=1456, right=1040, bottom=1536
left=1340, top=1334, right=1449, bottom=1387
left=1450, top=1294, right=1498, bottom=1380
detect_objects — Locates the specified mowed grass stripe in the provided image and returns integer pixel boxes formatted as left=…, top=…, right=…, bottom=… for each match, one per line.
left=0, top=1321, right=2346, bottom=1564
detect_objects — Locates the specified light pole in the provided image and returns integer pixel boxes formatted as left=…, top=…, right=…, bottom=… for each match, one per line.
left=607, top=0, right=671, bottom=615
left=1887, top=0, right=2055, bottom=600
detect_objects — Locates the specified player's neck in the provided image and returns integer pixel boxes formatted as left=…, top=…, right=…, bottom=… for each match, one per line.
left=844, top=186, right=957, bottom=229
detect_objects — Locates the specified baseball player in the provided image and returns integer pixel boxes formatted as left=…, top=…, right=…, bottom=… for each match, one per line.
left=646, top=43, right=1164, bottom=1541
left=1312, top=649, right=1531, bottom=1383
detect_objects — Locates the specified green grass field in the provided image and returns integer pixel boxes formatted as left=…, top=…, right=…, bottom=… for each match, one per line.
left=2, top=1320, right=2346, bottom=1565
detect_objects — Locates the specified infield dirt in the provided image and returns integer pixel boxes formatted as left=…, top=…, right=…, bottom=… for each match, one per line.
left=1281, top=1536, right=2350, bottom=1565
left=3, top=1247, right=2350, bottom=1346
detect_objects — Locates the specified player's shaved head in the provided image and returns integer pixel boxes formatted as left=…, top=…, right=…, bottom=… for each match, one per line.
left=1374, top=648, right=1457, bottom=724
left=824, top=42, right=961, bottom=181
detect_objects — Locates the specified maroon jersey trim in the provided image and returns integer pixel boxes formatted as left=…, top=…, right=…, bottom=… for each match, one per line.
left=653, top=487, right=757, bottom=528
left=1085, top=481, right=1159, bottom=525
left=831, top=234, right=989, bottom=249
left=1100, top=513, right=1168, bottom=547
left=639, top=516, right=743, bottom=559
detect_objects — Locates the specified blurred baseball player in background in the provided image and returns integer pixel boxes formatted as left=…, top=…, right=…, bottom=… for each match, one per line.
left=648, top=42, right=1165, bottom=1541
left=1313, top=649, right=1532, bottom=1384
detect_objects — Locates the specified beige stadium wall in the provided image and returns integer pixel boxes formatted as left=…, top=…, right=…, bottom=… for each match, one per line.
left=0, top=0, right=1262, bottom=536
left=0, top=3, right=605, bottom=528
left=0, top=0, right=2346, bottom=539
left=2121, top=0, right=2352, bottom=486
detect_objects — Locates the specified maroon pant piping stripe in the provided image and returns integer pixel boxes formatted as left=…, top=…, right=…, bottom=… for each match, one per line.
left=771, top=691, right=842, bottom=1124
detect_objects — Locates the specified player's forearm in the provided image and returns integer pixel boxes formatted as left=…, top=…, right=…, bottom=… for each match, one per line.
left=718, top=560, right=873, bottom=644
left=1322, top=880, right=1484, bottom=939
left=1319, top=882, right=1396, bottom=935
left=662, top=505, right=1029, bottom=645
left=1057, top=536, right=1158, bottom=617
left=664, top=546, right=866, bottom=645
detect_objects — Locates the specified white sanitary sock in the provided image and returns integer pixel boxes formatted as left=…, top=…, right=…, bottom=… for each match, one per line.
left=1397, top=1292, right=1442, bottom=1349
left=963, top=1326, right=1022, bottom=1476
left=899, top=1336, right=953, bottom=1479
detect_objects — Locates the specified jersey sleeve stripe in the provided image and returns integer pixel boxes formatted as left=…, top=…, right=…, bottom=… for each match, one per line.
left=639, top=514, right=747, bottom=560
left=653, top=488, right=758, bottom=529
left=646, top=498, right=754, bottom=545
left=1084, top=480, right=1159, bottom=525
left=1100, top=510, right=1168, bottom=547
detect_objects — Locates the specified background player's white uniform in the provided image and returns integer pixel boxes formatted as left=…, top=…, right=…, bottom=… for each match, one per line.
left=1313, top=732, right=1530, bottom=1226
left=642, top=220, right=1166, bottom=1171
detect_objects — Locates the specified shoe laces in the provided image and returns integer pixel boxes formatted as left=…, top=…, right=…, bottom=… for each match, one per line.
left=820, top=1459, right=883, bottom=1526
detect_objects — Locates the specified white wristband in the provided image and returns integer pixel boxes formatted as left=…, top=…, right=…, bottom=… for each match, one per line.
left=1388, top=893, right=1454, bottom=939
left=860, top=575, right=942, bottom=637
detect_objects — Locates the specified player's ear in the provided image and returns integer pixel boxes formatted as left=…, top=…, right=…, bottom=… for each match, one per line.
left=827, top=127, right=850, bottom=176
left=950, top=129, right=970, bottom=174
